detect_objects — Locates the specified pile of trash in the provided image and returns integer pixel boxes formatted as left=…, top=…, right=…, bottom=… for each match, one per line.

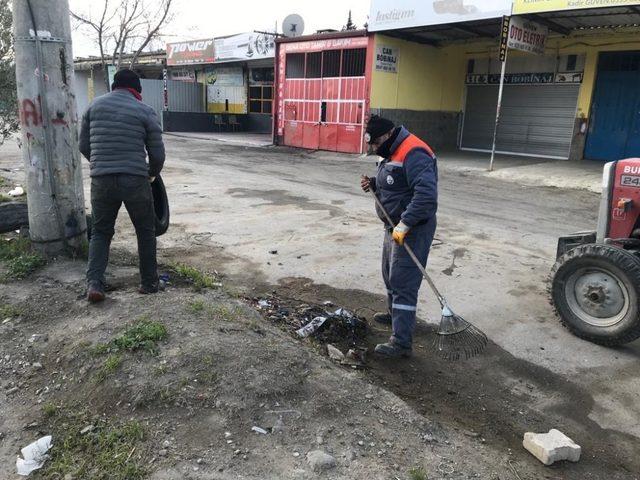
left=252, top=296, right=368, bottom=365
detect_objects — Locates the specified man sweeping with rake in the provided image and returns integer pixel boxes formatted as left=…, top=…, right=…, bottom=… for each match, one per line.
left=360, top=115, right=438, bottom=358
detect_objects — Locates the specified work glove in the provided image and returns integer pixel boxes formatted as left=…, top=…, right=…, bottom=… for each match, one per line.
left=392, top=222, right=410, bottom=245
left=360, top=175, right=375, bottom=192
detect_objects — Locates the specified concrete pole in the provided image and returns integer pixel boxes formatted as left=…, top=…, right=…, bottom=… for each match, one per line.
left=12, top=0, right=86, bottom=256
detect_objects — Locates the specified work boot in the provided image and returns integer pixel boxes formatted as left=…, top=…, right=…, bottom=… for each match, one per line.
left=374, top=342, right=412, bottom=358
left=87, top=281, right=106, bottom=303
left=138, top=283, right=159, bottom=295
left=372, top=312, right=392, bottom=325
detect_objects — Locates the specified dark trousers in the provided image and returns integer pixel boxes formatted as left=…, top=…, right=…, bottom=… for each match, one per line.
left=381, top=219, right=436, bottom=349
left=87, top=174, right=157, bottom=288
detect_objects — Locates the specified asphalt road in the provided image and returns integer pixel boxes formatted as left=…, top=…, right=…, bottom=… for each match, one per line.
left=2, top=135, right=639, bottom=469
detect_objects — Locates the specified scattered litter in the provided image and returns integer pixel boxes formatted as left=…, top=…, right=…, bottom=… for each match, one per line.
left=326, top=344, right=345, bottom=362
left=253, top=296, right=367, bottom=348
left=296, top=316, right=328, bottom=338
left=80, top=425, right=94, bottom=435
left=269, top=250, right=278, bottom=255
left=8, top=186, right=25, bottom=197
left=341, top=348, right=367, bottom=369
left=16, top=435, right=52, bottom=476
left=28, top=334, right=48, bottom=343
left=251, top=426, right=268, bottom=435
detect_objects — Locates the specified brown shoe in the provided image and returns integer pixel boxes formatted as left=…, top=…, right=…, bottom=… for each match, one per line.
left=87, top=281, right=105, bottom=303
left=138, top=284, right=159, bottom=295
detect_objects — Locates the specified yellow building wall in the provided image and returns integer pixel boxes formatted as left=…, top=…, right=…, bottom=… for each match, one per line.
left=370, top=35, right=466, bottom=112
left=371, top=30, right=640, bottom=118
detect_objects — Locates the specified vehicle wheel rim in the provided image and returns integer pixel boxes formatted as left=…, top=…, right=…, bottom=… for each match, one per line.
left=565, top=267, right=629, bottom=327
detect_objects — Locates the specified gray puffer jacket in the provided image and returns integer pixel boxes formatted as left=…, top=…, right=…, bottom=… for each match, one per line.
left=79, top=89, right=165, bottom=177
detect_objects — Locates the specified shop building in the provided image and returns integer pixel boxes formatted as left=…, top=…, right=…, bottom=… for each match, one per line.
left=274, top=30, right=374, bottom=154
left=164, top=32, right=275, bottom=133
left=367, top=0, right=640, bottom=162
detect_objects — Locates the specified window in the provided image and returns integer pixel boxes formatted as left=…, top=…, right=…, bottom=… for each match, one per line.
left=286, top=53, right=305, bottom=78
left=322, top=50, right=341, bottom=77
left=251, top=67, right=274, bottom=83
left=249, top=84, right=273, bottom=114
left=341, top=48, right=366, bottom=77
left=306, top=52, right=322, bottom=78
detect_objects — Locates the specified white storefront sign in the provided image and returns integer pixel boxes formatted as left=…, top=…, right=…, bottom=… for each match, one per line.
left=507, top=17, right=548, bottom=55
left=214, top=32, right=275, bottom=63
left=169, top=69, right=196, bottom=82
left=375, top=45, right=399, bottom=73
left=368, top=0, right=512, bottom=31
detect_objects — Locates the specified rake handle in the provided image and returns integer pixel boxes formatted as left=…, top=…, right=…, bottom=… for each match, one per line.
left=367, top=188, right=446, bottom=308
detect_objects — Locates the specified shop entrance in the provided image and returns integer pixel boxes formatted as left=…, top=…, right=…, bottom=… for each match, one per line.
left=280, top=44, right=369, bottom=154
left=585, top=51, right=640, bottom=161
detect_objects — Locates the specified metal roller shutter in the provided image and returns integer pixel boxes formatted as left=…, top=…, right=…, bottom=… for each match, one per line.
left=461, top=84, right=580, bottom=159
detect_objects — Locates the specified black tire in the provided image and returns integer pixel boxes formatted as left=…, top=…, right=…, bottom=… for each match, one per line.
left=550, top=244, right=640, bottom=346
left=0, top=202, right=28, bottom=233
left=151, top=175, right=169, bottom=237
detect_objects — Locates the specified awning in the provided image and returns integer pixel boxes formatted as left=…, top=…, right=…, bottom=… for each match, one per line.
left=377, top=6, right=640, bottom=45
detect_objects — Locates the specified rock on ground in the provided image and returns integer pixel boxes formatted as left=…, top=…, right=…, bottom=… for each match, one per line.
left=523, top=429, right=581, bottom=465
left=306, top=450, right=337, bottom=472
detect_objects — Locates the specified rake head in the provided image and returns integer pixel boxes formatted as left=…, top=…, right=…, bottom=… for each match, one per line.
left=432, top=306, right=488, bottom=361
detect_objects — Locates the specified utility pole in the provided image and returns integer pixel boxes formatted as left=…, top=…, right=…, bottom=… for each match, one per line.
left=12, top=0, right=86, bottom=256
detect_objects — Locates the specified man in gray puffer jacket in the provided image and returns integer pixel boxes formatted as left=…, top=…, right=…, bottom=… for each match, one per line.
left=79, top=68, right=165, bottom=302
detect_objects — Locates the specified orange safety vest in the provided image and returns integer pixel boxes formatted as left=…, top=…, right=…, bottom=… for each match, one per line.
left=390, top=134, right=435, bottom=163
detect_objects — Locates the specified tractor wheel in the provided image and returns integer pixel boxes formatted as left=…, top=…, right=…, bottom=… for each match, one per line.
left=550, top=244, right=640, bottom=346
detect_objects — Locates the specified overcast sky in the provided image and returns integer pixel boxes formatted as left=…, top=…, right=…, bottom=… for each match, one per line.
left=68, top=0, right=371, bottom=58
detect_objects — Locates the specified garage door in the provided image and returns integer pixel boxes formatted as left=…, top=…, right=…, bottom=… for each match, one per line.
left=461, top=84, right=580, bottom=159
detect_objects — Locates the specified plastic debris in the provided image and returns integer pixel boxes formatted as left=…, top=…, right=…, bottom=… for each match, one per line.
left=296, top=316, right=328, bottom=338
left=16, top=435, right=52, bottom=476
left=253, top=296, right=367, bottom=347
left=251, top=426, right=268, bottom=435
left=327, top=344, right=345, bottom=362
left=8, top=186, right=25, bottom=197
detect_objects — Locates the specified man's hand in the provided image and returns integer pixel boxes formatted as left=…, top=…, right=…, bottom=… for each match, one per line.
left=361, top=175, right=372, bottom=192
left=392, top=222, right=410, bottom=245
left=149, top=176, right=156, bottom=183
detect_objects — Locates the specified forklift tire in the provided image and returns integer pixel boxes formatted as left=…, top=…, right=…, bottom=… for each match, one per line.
left=550, top=244, right=640, bottom=346
left=151, top=175, right=169, bottom=237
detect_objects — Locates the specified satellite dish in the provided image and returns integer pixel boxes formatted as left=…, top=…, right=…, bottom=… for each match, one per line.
left=283, top=14, right=305, bottom=37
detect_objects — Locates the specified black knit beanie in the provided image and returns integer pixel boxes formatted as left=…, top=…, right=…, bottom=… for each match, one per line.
left=365, top=115, right=395, bottom=143
left=112, top=68, right=142, bottom=93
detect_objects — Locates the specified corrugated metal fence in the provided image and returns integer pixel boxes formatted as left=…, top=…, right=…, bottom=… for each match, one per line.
left=140, top=79, right=205, bottom=126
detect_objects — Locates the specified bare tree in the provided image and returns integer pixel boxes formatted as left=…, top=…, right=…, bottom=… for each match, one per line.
left=71, top=0, right=173, bottom=81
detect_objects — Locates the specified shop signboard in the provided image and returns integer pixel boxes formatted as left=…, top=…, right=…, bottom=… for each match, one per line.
left=368, top=0, right=512, bottom=31
left=513, top=0, right=640, bottom=14
left=166, top=39, right=214, bottom=66
left=465, top=72, right=583, bottom=84
left=280, top=36, right=369, bottom=53
left=507, top=16, right=548, bottom=55
left=375, top=45, right=399, bottom=73
left=214, top=32, right=275, bottom=63
left=169, top=69, right=196, bottom=82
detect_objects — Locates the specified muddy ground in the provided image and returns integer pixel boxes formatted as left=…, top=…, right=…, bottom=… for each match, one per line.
left=1, top=136, right=639, bottom=479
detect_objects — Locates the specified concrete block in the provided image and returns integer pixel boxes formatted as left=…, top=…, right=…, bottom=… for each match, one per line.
left=523, top=429, right=581, bottom=466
